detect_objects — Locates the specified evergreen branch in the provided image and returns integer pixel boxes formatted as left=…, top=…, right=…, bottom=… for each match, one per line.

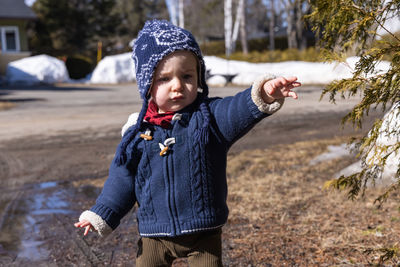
left=323, top=170, right=366, bottom=200
left=374, top=180, right=400, bottom=207
left=310, top=0, right=400, bottom=205
left=365, top=244, right=400, bottom=264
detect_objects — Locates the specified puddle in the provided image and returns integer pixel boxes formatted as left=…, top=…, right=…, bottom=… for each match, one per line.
left=0, top=180, right=80, bottom=263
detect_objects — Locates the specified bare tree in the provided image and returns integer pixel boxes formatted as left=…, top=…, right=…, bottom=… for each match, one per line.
left=178, top=0, right=184, bottom=28
left=224, top=0, right=233, bottom=56
left=231, top=0, right=244, bottom=52
left=168, top=0, right=178, bottom=25
left=225, top=0, right=248, bottom=56
left=280, top=0, right=310, bottom=50
left=166, top=0, right=184, bottom=27
left=239, top=0, right=248, bottom=54
left=295, top=0, right=310, bottom=50
left=268, top=0, right=276, bottom=50
left=281, top=0, right=297, bottom=49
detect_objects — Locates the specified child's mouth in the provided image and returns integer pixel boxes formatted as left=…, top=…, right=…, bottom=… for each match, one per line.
left=172, top=95, right=184, bottom=100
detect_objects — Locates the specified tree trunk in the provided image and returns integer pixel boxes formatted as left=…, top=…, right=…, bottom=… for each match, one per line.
left=232, top=0, right=244, bottom=53
left=295, top=0, right=307, bottom=50
left=268, top=0, right=276, bottom=51
left=240, top=0, right=248, bottom=55
left=178, top=0, right=184, bottom=28
left=281, top=0, right=297, bottom=49
left=224, top=0, right=233, bottom=56
left=167, top=0, right=178, bottom=25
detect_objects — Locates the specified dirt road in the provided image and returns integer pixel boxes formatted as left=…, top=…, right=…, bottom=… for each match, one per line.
left=0, top=83, right=384, bottom=266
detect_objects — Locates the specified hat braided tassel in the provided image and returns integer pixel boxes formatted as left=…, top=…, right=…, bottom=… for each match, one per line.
left=114, top=101, right=148, bottom=166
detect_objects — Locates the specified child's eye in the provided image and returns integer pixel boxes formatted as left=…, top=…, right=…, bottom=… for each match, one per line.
left=183, top=74, right=192, bottom=80
left=157, top=77, right=169, bottom=82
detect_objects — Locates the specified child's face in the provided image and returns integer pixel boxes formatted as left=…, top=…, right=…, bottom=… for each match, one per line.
left=150, top=50, right=199, bottom=113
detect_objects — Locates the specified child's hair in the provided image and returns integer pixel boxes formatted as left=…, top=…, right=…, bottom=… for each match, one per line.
left=114, top=20, right=211, bottom=166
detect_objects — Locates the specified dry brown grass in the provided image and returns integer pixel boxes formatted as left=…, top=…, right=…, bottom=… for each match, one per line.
left=0, top=101, right=15, bottom=111
left=75, top=136, right=400, bottom=266
left=72, top=176, right=107, bottom=188
left=224, top=137, right=400, bottom=266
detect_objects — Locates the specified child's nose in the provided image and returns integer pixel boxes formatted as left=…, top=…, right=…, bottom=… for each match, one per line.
left=171, top=77, right=183, bottom=92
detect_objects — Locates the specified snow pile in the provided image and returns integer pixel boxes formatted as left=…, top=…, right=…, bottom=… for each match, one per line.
left=204, top=56, right=359, bottom=86
left=4, top=53, right=390, bottom=86
left=309, top=143, right=356, bottom=166
left=90, top=53, right=135, bottom=84
left=6, top=55, right=70, bottom=85
left=207, top=75, right=228, bottom=87
left=364, top=102, right=400, bottom=182
left=313, top=102, right=400, bottom=186
left=88, top=55, right=389, bottom=85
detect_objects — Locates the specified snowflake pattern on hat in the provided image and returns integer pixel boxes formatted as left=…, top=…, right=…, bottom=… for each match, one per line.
left=132, top=20, right=208, bottom=100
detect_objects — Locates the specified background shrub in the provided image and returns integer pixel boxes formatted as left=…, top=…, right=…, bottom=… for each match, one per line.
left=65, top=55, right=94, bottom=80
left=218, top=47, right=323, bottom=63
left=200, top=37, right=321, bottom=62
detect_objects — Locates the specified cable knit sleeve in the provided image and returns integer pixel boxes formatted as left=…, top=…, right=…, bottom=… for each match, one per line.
left=86, top=141, right=140, bottom=231
left=208, top=74, right=284, bottom=146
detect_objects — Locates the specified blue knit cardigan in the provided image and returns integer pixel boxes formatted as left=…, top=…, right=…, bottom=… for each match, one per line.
left=86, top=81, right=283, bottom=237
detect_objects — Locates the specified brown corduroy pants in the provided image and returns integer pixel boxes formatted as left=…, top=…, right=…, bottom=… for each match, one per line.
left=136, top=228, right=223, bottom=267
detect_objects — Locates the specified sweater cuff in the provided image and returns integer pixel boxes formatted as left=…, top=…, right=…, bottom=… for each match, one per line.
left=251, top=74, right=284, bottom=114
left=79, top=210, right=113, bottom=237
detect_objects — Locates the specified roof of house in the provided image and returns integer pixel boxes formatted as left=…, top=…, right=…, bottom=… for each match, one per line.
left=0, top=0, right=36, bottom=19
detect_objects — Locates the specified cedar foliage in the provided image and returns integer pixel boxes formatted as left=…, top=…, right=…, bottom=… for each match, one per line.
left=307, top=0, right=400, bottom=262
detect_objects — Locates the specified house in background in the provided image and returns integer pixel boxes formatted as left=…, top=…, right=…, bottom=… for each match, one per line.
left=0, top=0, right=36, bottom=75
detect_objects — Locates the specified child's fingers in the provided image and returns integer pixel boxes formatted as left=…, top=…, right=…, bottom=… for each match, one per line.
left=74, top=220, right=95, bottom=236
left=264, top=76, right=301, bottom=99
left=291, top=81, right=301, bottom=87
left=74, top=220, right=94, bottom=236
left=84, top=225, right=92, bottom=236
left=74, top=221, right=90, bottom=228
left=288, top=91, right=298, bottom=99
left=284, top=76, right=298, bottom=84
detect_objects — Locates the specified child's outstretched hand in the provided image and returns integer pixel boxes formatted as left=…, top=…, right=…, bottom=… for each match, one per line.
left=262, top=76, right=301, bottom=103
left=74, top=220, right=95, bottom=236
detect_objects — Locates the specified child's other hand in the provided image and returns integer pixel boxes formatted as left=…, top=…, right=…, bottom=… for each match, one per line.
left=74, top=220, right=95, bottom=236
left=262, top=76, right=301, bottom=103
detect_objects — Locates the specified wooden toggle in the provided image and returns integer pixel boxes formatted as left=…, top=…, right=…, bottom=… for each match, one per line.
left=140, top=134, right=153, bottom=140
left=159, top=146, right=169, bottom=156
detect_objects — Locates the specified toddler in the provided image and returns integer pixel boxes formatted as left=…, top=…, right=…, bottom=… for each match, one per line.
left=75, top=20, right=300, bottom=267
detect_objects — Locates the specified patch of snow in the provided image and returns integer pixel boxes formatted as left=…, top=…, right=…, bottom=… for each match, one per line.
left=204, top=56, right=356, bottom=85
left=309, top=143, right=356, bottom=165
left=4, top=53, right=390, bottom=86
left=90, top=53, right=135, bottom=84
left=231, top=72, right=260, bottom=86
left=335, top=160, right=362, bottom=178
left=207, top=75, right=227, bottom=87
left=334, top=102, right=400, bottom=185
left=365, top=102, right=400, bottom=181
left=6, top=55, right=70, bottom=85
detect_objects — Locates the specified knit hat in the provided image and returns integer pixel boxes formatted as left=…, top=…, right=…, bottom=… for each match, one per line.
left=133, top=20, right=209, bottom=99
left=114, top=20, right=210, bottom=165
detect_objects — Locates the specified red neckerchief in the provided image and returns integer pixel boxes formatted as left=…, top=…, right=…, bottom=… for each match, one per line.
left=144, top=100, right=175, bottom=128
